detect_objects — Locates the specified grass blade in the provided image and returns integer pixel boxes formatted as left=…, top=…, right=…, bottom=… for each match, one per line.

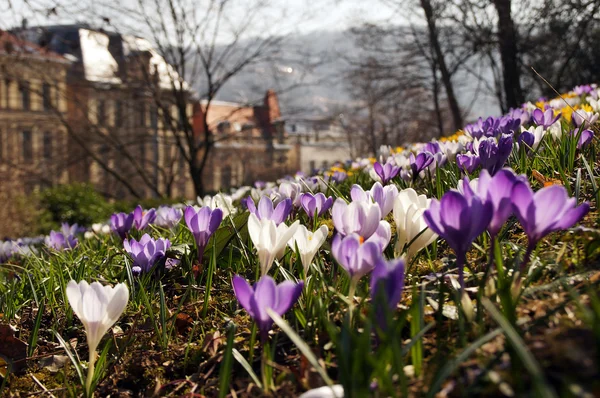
left=218, top=322, right=236, bottom=398
left=482, top=298, right=557, bottom=398
left=267, top=308, right=335, bottom=387
left=232, top=348, right=262, bottom=389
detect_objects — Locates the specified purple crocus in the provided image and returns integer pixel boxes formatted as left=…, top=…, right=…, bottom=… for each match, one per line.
left=350, top=183, right=398, bottom=219
left=184, top=206, right=223, bottom=259
left=456, top=153, right=481, bottom=174
left=532, top=108, right=560, bottom=128
left=424, top=189, right=493, bottom=288
left=373, top=160, right=400, bottom=185
left=370, top=257, right=405, bottom=330
left=331, top=233, right=381, bottom=282
left=571, top=129, right=594, bottom=149
left=409, top=152, right=434, bottom=179
left=232, top=275, right=303, bottom=340
left=111, top=212, right=134, bottom=240
left=124, top=234, right=171, bottom=274
left=331, top=199, right=391, bottom=249
left=477, top=134, right=513, bottom=176
left=0, top=241, right=14, bottom=263
left=45, top=230, right=78, bottom=251
left=155, top=206, right=183, bottom=229
left=460, top=169, right=522, bottom=238
left=299, top=192, right=333, bottom=219
left=246, top=196, right=292, bottom=225
left=511, top=181, right=589, bottom=269
left=518, top=129, right=535, bottom=151
left=133, top=205, right=156, bottom=230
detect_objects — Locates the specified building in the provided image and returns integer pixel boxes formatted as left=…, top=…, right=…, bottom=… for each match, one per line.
left=12, top=24, right=299, bottom=199
left=194, top=90, right=299, bottom=192
left=287, top=115, right=352, bottom=174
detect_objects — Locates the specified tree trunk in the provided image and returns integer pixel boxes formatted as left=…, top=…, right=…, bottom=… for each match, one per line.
left=492, top=0, right=523, bottom=110
left=420, top=0, right=463, bottom=133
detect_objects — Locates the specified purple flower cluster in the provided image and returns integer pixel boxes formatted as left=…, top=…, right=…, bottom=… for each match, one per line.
left=425, top=168, right=589, bottom=288
left=124, top=234, right=171, bottom=274
left=45, top=223, right=79, bottom=251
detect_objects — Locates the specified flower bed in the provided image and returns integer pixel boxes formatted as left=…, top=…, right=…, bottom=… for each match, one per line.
left=1, top=84, right=600, bottom=396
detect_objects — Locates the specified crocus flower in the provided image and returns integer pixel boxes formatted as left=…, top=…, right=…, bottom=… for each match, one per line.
left=247, top=196, right=292, bottom=225
left=0, top=241, right=14, bottom=263
left=198, top=193, right=238, bottom=218
left=110, top=212, right=134, bottom=240
left=351, top=182, right=398, bottom=219
left=393, top=188, right=437, bottom=261
left=424, top=189, right=493, bottom=288
left=456, top=153, right=480, bottom=174
left=517, top=129, right=535, bottom=151
left=511, top=181, right=589, bottom=268
left=184, top=206, right=223, bottom=259
left=331, top=233, right=381, bottom=282
left=299, top=385, right=344, bottom=398
left=155, top=206, right=183, bottom=229
left=133, top=205, right=156, bottom=230
left=373, top=160, right=400, bottom=184
left=232, top=275, right=303, bottom=340
left=331, top=199, right=381, bottom=239
left=274, top=181, right=303, bottom=207
left=532, top=108, right=560, bottom=128
left=459, top=169, right=521, bottom=238
left=409, top=151, right=434, bottom=179
left=572, top=109, right=599, bottom=128
left=571, top=129, right=594, bottom=149
left=45, top=230, right=78, bottom=251
left=370, top=257, right=405, bottom=330
left=248, top=213, right=300, bottom=276
left=123, top=234, right=171, bottom=274
left=476, top=134, right=513, bottom=176
left=66, top=280, right=129, bottom=394
left=287, top=225, right=329, bottom=275
left=520, top=125, right=545, bottom=151
left=299, top=193, right=333, bottom=219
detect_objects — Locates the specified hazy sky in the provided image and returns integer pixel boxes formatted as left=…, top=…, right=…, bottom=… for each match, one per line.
left=2, top=0, right=399, bottom=34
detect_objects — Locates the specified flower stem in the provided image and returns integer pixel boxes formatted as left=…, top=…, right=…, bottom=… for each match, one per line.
left=86, top=346, right=96, bottom=397
left=519, top=244, right=535, bottom=272
left=348, top=278, right=357, bottom=325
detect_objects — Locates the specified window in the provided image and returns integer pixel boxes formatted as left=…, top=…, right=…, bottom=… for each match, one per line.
left=4, top=79, right=10, bottom=109
left=42, top=83, right=52, bottom=111
left=43, top=132, right=52, bottom=160
left=115, top=100, right=123, bottom=127
left=22, top=130, right=32, bottom=160
left=150, top=106, right=158, bottom=129
left=139, top=140, right=146, bottom=167
left=309, top=160, right=316, bottom=173
left=221, top=165, right=232, bottom=190
left=97, top=100, right=106, bottom=125
left=19, top=81, right=30, bottom=110
left=138, top=104, right=146, bottom=127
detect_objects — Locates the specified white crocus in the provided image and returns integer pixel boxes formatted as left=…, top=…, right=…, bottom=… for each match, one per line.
left=288, top=224, right=329, bottom=275
left=247, top=213, right=300, bottom=276
left=393, top=188, right=438, bottom=261
left=299, top=385, right=344, bottom=398
left=197, top=193, right=237, bottom=218
left=521, top=125, right=546, bottom=150
left=66, top=280, right=129, bottom=395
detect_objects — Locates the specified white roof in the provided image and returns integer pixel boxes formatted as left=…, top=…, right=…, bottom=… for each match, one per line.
left=79, top=29, right=121, bottom=84
left=122, top=35, right=189, bottom=91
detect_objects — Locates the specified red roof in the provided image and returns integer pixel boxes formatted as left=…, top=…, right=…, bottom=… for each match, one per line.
left=0, top=30, right=67, bottom=62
